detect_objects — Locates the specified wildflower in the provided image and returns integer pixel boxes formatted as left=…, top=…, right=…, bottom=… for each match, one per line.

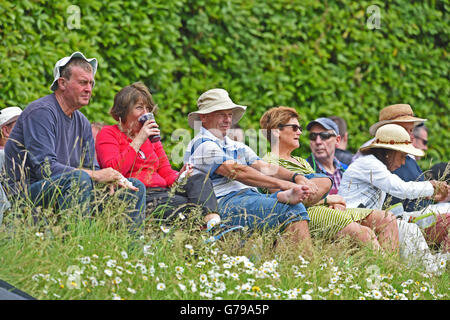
left=104, top=269, right=113, bottom=277
left=80, top=257, right=91, bottom=264
left=156, top=283, right=166, bottom=291
left=35, top=232, right=44, bottom=239
left=413, top=292, right=420, bottom=300
left=158, top=262, right=168, bottom=269
left=199, top=274, right=208, bottom=283
left=175, top=266, right=184, bottom=274
left=106, top=260, right=116, bottom=268
left=121, top=251, right=128, bottom=260
left=358, top=296, right=366, bottom=300
left=420, top=286, right=427, bottom=293
left=127, top=288, right=136, bottom=294
left=252, top=286, right=261, bottom=293
left=302, top=294, right=312, bottom=300
left=333, top=288, right=341, bottom=296
left=372, top=290, right=382, bottom=299
left=113, top=277, right=122, bottom=285
left=160, top=226, right=170, bottom=233
left=178, top=283, right=186, bottom=292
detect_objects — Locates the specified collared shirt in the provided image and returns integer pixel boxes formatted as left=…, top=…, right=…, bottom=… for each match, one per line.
left=183, top=127, right=260, bottom=198
left=338, top=154, right=434, bottom=210
left=306, top=154, right=347, bottom=195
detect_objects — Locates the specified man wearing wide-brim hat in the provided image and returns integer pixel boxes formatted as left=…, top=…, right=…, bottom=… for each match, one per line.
left=184, top=88, right=333, bottom=252
left=4, top=52, right=146, bottom=233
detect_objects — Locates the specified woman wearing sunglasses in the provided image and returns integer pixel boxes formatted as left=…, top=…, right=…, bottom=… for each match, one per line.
left=260, top=107, right=399, bottom=252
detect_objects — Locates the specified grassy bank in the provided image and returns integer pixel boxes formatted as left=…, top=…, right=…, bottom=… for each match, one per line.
left=0, top=194, right=448, bottom=301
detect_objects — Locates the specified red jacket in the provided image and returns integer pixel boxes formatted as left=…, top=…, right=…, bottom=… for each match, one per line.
left=95, top=125, right=178, bottom=188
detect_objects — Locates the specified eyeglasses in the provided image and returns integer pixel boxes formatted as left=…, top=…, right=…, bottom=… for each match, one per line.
left=278, top=124, right=302, bottom=132
left=414, top=136, right=428, bottom=146
left=309, top=132, right=336, bottom=141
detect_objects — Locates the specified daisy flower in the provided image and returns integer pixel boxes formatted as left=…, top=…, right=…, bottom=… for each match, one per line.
left=157, top=283, right=166, bottom=291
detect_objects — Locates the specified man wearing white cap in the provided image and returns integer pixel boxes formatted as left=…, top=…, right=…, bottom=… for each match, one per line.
left=184, top=88, right=333, bottom=251
left=0, top=106, right=22, bottom=168
left=4, top=52, right=146, bottom=231
left=0, top=106, right=21, bottom=224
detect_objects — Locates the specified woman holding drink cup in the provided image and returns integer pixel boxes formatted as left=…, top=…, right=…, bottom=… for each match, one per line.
left=95, top=82, right=221, bottom=229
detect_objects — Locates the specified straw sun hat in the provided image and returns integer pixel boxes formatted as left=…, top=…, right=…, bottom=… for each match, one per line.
left=188, top=88, right=246, bottom=129
left=361, top=123, right=424, bottom=157
left=369, top=104, right=426, bottom=136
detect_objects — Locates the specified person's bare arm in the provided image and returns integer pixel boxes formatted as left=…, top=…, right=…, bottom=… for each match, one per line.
left=249, top=160, right=332, bottom=206
left=215, top=160, right=296, bottom=191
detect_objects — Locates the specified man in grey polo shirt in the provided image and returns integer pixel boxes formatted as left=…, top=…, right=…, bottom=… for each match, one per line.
left=184, top=89, right=332, bottom=251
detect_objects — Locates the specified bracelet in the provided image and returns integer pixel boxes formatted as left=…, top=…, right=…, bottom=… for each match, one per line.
left=291, top=173, right=299, bottom=183
left=324, top=197, right=328, bottom=206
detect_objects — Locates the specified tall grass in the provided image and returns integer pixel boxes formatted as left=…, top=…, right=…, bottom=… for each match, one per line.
left=0, top=181, right=448, bottom=301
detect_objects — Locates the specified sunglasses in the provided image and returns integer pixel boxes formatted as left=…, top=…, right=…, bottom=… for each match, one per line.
left=414, top=136, right=428, bottom=146
left=278, top=124, right=302, bottom=132
left=309, top=132, right=336, bottom=141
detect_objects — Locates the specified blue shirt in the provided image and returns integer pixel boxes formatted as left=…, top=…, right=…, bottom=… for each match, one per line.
left=5, top=94, right=98, bottom=194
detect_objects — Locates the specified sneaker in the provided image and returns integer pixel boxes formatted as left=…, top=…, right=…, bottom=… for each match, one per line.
left=204, top=224, right=245, bottom=244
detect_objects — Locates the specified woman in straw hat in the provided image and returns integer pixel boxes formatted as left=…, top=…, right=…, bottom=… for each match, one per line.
left=96, top=82, right=222, bottom=230
left=260, top=106, right=399, bottom=252
left=339, top=124, right=450, bottom=262
left=339, top=124, right=448, bottom=210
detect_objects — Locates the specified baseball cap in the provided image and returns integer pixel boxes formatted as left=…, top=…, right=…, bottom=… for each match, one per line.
left=306, top=117, right=340, bottom=135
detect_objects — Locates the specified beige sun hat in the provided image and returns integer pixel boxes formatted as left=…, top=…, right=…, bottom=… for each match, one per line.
left=369, top=104, right=427, bottom=136
left=361, top=124, right=424, bottom=157
left=188, top=88, right=247, bottom=129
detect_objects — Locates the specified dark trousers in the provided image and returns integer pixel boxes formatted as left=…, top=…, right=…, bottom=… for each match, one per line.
left=146, top=173, right=217, bottom=219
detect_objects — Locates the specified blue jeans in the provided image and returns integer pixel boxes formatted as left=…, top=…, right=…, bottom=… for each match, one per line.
left=28, top=170, right=146, bottom=232
left=218, top=188, right=309, bottom=231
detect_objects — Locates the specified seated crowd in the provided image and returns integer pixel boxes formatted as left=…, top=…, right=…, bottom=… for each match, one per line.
left=1, top=52, right=449, bottom=267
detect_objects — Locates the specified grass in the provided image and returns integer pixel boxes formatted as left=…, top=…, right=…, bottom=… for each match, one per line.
left=0, top=186, right=448, bottom=301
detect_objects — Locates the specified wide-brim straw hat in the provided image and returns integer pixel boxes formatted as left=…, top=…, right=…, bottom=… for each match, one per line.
left=50, top=52, right=98, bottom=91
left=369, top=104, right=427, bottom=136
left=188, top=88, right=246, bottom=129
left=361, top=123, right=424, bottom=157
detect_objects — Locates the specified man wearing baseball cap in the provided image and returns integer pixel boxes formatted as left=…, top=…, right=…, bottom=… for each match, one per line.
left=4, top=52, right=146, bottom=232
left=184, top=88, right=333, bottom=253
left=306, top=117, right=348, bottom=195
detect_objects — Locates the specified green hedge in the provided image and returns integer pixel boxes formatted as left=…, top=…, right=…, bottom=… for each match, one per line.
left=1, top=0, right=448, bottom=167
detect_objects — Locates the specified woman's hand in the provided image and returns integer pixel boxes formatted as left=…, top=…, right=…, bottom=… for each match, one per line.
left=430, top=180, right=449, bottom=202
left=130, top=120, right=160, bottom=151
left=325, top=195, right=347, bottom=211
left=178, top=163, right=193, bottom=181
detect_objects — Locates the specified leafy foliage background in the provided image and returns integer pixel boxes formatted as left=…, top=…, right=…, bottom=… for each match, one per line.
left=0, top=0, right=448, bottom=167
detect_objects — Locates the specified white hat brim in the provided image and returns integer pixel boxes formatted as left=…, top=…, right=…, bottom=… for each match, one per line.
left=360, top=142, right=424, bottom=157
left=50, top=52, right=98, bottom=91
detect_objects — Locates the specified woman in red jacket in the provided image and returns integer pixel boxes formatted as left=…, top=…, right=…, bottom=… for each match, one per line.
left=95, top=82, right=220, bottom=228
